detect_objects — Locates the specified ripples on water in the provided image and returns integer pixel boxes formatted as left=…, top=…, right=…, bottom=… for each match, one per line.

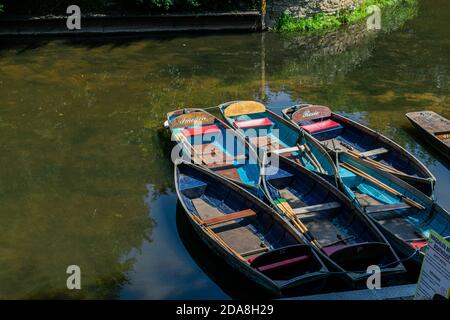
left=0, top=0, right=448, bottom=299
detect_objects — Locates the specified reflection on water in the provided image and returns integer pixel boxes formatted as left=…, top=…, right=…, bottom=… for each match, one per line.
left=0, top=0, right=448, bottom=299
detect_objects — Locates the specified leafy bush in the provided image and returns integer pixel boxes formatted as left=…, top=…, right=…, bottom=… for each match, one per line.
left=0, top=0, right=258, bottom=16
left=276, top=0, right=417, bottom=33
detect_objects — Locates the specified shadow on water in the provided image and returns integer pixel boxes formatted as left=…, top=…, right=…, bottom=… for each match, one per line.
left=403, top=126, right=450, bottom=169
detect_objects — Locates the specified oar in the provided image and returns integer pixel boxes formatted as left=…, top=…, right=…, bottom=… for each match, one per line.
left=297, top=144, right=325, bottom=174
left=340, top=162, right=425, bottom=210
left=304, top=143, right=326, bottom=174
left=174, top=133, right=206, bottom=165
left=274, top=198, right=321, bottom=248
left=192, top=213, right=248, bottom=264
left=347, top=149, right=405, bottom=175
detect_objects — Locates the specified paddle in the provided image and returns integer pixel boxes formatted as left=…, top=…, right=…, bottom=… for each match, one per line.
left=296, top=143, right=325, bottom=174
left=274, top=198, right=321, bottom=248
left=340, top=162, right=425, bottom=210
left=347, top=149, right=406, bottom=176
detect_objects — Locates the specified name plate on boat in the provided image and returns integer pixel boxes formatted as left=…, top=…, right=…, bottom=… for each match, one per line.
left=414, top=230, right=450, bottom=300
left=171, top=111, right=216, bottom=128
left=292, top=105, right=332, bottom=124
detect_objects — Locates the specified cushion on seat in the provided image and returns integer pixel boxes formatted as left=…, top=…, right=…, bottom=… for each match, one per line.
left=234, top=118, right=274, bottom=129
left=301, top=119, right=341, bottom=134
left=182, top=124, right=221, bottom=137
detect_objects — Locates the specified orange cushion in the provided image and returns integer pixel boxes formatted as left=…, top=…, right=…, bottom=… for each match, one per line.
left=301, top=119, right=341, bottom=134
left=182, top=125, right=221, bottom=137
left=234, top=118, right=274, bottom=129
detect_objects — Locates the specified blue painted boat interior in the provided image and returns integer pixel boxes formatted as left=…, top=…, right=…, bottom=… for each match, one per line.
left=227, top=111, right=336, bottom=177
left=169, top=114, right=260, bottom=186
left=298, top=113, right=424, bottom=178
left=338, top=153, right=450, bottom=242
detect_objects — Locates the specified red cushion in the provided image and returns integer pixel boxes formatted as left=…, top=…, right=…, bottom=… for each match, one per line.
left=182, top=125, right=221, bottom=137
left=411, top=241, right=427, bottom=250
left=301, top=119, right=341, bottom=134
left=234, top=118, right=274, bottom=129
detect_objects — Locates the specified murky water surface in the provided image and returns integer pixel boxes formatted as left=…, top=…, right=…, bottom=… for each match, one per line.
left=0, top=0, right=448, bottom=299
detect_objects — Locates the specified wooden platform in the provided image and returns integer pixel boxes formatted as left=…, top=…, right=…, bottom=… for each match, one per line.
left=406, top=111, right=450, bottom=160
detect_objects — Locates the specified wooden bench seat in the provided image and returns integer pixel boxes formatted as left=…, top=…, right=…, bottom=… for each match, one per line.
left=364, top=203, right=411, bottom=214
left=293, top=202, right=341, bottom=216
left=203, top=209, right=257, bottom=226
left=360, top=148, right=388, bottom=158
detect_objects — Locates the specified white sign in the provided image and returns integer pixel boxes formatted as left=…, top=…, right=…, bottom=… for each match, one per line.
left=415, top=231, right=450, bottom=300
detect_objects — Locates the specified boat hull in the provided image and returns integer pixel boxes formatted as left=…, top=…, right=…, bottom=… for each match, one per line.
left=175, top=162, right=329, bottom=297
left=261, top=155, right=406, bottom=285
left=406, top=111, right=450, bottom=161
left=281, top=105, right=436, bottom=197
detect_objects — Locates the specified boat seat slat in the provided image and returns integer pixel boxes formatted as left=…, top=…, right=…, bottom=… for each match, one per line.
left=293, top=202, right=341, bottom=215
left=359, top=148, right=388, bottom=158
left=272, top=146, right=299, bottom=155
left=241, top=246, right=269, bottom=258
left=203, top=209, right=257, bottom=226
left=364, top=203, right=411, bottom=214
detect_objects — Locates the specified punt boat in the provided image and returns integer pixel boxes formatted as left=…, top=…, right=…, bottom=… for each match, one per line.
left=175, top=161, right=329, bottom=297
left=337, top=152, right=450, bottom=268
left=282, top=104, right=436, bottom=197
left=219, top=101, right=338, bottom=186
left=406, top=111, right=450, bottom=161
left=262, top=155, right=406, bottom=284
left=166, top=108, right=261, bottom=191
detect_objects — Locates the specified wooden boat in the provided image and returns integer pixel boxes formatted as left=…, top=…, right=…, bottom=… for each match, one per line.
left=262, top=155, right=406, bottom=284
left=219, top=101, right=338, bottom=186
left=406, top=111, right=450, bottom=161
left=337, top=151, right=450, bottom=268
left=167, top=108, right=261, bottom=191
left=175, top=161, right=329, bottom=297
left=282, top=104, right=436, bottom=197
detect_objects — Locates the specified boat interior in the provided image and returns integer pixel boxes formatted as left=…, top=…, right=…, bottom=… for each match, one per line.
left=224, top=107, right=335, bottom=177
left=264, top=157, right=398, bottom=272
left=286, top=106, right=425, bottom=178
left=169, top=111, right=260, bottom=186
left=337, top=153, right=449, bottom=249
left=177, top=163, right=325, bottom=281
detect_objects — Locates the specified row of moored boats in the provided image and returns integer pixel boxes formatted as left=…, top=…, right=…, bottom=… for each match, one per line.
left=165, top=100, right=450, bottom=297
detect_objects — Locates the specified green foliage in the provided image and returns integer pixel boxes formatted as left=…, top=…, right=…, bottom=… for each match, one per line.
left=0, top=4, right=3, bottom=13
left=276, top=0, right=417, bottom=33
left=0, top=0, right=257, bottom=16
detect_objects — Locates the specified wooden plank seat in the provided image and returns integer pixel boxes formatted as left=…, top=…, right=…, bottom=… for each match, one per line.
left=293, top=202, right=342, bottom=216
left=241, top=246, right=269, bottom=258
left=203, top=209, right=257, bottom=226
left=206, top=155, right=248, bottom=169
left=249, top=136, right=281, bottom=150
left=272, top=146, right=300, bottom=155
left=359, top=148, right=388, bottom=158
left=364, top=203, right=411, bottom=214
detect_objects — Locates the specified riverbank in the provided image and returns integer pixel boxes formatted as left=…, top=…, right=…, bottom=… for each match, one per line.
left=0, top=12, right=262, bottom=36
left=274, top=0, right=417, bottom=32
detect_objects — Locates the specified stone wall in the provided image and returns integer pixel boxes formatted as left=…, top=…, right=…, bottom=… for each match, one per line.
left=267, top=0, right=363, bottom=28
